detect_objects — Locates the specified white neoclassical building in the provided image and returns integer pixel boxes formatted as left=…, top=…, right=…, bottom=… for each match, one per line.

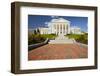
left=70, top=26, right=82, bottom=34
left=48, top=18, right=70, bottom=35
left=36, top=18, right=82, bottom=35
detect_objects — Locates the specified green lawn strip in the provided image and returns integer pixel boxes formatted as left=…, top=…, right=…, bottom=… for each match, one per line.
left=28, top=34, right=57, bottom=45
left=41, top=34, right=57, bottom=39
left=65, top=33, right=88, bottom=44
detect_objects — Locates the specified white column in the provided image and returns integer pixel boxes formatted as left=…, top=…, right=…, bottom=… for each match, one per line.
left=67, top=25, right=68, bottom=34
left=60, top=24, right=62, bottom=34
left=65, top=24, right=67, bottom=35
left=60, top=24, right=61, bottom=35
left=61, top=24, right=63, bottom=34
left=56, top=24, right=57, bottom=35
left=59, top=24, right=60, bottom=35
left=68, top=24, right=70, bottom=34
left=51, top=24, right=52, bottom=33
left=55, top=24, right=56, bottom=35
left=51, top=23, right=53, bottom=33
left=62, top=24, right=64, bottom=35
left=64, top=25, right=65, bottom=35
left=57, top=25, right=58, bottom=35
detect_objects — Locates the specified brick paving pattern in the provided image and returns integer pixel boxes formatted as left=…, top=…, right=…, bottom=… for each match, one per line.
left=28, top=44, right=88, bottom=60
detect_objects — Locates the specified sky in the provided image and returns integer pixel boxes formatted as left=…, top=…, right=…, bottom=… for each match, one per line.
left=28, top=15, right=88, bottom=32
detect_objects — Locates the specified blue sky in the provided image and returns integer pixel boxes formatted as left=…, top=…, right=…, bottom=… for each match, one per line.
left=28, top=15, right=88, bottom=32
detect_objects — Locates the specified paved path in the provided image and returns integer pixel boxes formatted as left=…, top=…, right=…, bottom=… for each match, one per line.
left=28, top=44, right=88, bottom=60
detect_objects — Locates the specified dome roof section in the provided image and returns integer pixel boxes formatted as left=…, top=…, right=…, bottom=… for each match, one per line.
left=51, top=18, right=70, bottom=23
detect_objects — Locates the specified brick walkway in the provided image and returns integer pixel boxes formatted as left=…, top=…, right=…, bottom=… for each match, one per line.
left=28, top=44, right=88, bottom=60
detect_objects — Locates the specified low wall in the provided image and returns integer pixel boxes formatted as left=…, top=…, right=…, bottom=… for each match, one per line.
left=28, top=38, right=49, bottom=51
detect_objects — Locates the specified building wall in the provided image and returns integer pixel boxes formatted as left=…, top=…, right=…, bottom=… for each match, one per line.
left=37, top=18, right=82, bottom=35
left=70, top=28, right=82, bottom=34
left=39, top=28, right=49, bottom=34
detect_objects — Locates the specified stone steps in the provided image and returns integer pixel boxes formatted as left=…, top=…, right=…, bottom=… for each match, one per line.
left=49, top=40, right=74, bottom=44
left=49, top=35, right=75, bottom=44
left=55, top=37, right=68, bottom=40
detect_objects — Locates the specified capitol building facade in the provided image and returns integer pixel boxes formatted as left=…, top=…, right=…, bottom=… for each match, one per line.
left=35, top=18, right=82, bottom=35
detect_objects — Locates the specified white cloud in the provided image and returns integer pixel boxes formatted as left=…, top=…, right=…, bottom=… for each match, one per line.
left=44, top=22, right=48, bottom=25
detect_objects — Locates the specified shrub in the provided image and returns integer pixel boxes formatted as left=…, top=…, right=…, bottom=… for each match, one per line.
left=66, top=33, right=88, bottom=44
left=76, top=35, right=88, bottom=44
left=41, top=34, right=57, bottom=39
left=28, top=34, right=46, bottom=45
left=28, top=34, right=57, bottom=45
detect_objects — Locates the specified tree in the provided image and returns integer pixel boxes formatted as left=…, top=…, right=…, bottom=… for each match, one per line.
left=34, top=30, right=37, bottom=34
left=37, top=28, right=40, bottom=34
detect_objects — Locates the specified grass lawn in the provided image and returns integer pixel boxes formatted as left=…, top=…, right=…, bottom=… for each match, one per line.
left=66, top=33, right=88, bottom=44
left=28, top=34, right=57, bottom=45
left=41, top=34, right=57, bottom=39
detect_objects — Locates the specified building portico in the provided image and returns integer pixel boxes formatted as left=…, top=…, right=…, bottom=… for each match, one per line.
left=50, top=18, right=70, bottom=35
left=54, top=23, right=69, bottom=35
